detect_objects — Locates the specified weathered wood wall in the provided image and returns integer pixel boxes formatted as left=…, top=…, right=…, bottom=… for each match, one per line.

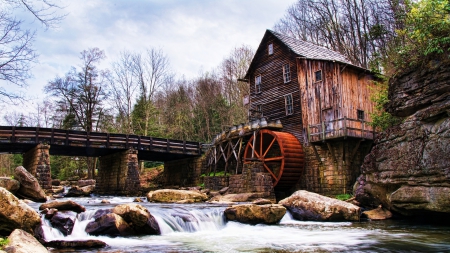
left=248, top=33, right=304, bottom=143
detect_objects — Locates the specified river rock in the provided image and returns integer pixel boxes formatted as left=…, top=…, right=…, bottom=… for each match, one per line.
left=0, top=187, right=41, bottom=236
left=92, top=209, right=112, bottom=220
left=224, top=204, right=286, bottom=224
left=13, top=166, right=47, bottom=202
left=39, top=200, right=86, bottom=213
left=279, top=190, right=360, bottom=221
left=3, top=229, right=48, bottom=253
left=51, top=179, right=61, bottom=186
left=65, top=185, right=95, bottom=197
left=355, top=59, right=450, bottom=216
left=112, top=203, right=160, bottom=235
left=253, top=198, right=273, bottom=205
left=49, top=212, right=76, bottom=236
left=52, top=186, right=64, bottom=194
left=43, top=240, right=106, bottom=249
left=147, top=189, right=208, bottom=203
left=78, top=179, right=96, bottom=187
left=85, top=213, right=134, bottom=237
left=362, top=205, right=393, bottom=220
left=209, top=193, right=274, bottom=203
left=0, top=177, right=20, bottom=193
left=41, top=208, right=58, bottom=219
left=101, top=199, right=110, bottom=204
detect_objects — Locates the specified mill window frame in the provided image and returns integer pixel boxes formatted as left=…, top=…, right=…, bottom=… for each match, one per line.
left=283, top=63, right=291, bottom=83
left=284, top=93, right=294, bottom=115
left=268, top=43, right=273, bottom=55
left=315, top=70, right=322, bottom=82
left=255, top=75, right=262, bottom=93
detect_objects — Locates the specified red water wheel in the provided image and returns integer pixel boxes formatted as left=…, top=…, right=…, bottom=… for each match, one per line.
left=243, top=129, right=304, bottom=189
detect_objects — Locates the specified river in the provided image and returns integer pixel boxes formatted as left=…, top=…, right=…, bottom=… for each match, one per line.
left=28, top=196, right=450, bottom=253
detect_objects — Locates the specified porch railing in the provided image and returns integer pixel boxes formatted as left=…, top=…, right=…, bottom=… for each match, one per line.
left=307, top=117, right=375, bottom=143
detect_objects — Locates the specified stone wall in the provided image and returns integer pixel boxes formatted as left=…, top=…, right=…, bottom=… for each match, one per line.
left=299, top=140, right=372, bottom=196
left=205, top=162, right=275, bottom=200
left=22, top=144, right=52, bottom=192
left=96, top=149, right=140, bottom=195
left=163, top=156, right=205, bottom=187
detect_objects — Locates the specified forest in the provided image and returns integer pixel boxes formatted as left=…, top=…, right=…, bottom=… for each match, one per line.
left=1, top=0, right=449, bottom=179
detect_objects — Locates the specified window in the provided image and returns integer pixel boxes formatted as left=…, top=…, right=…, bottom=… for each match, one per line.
left=283, top=64, right=291, bottom=83
left=357, top=110, right=365, bottom=121
left=256, top=104, right=262, bottom=113
left=255, top=75, right=261, bottom=93
left=315, top=70, right=322, bottom=82
left=268, top=43, right=273, bottom=55
left=285, top=94, right=294, bottom=115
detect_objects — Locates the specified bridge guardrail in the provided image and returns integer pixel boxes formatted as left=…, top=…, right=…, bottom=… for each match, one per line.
left=0, top=126, right=201, bottom=155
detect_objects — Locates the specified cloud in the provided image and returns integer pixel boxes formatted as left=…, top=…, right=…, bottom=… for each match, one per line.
left=2, top=0, right=295, bottom=122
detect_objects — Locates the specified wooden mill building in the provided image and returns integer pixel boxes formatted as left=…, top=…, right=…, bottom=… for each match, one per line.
left=207, top=30, right=377, bottom=196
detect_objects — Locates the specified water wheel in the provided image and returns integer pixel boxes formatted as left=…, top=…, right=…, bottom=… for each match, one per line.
left=243, top=129, right=304, bottom=189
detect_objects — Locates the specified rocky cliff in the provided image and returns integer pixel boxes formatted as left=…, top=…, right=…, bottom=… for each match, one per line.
left=355, top=59, right=450, bottom=217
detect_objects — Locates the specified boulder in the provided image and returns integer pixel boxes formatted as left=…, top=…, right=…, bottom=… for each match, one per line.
left=49, top=212, right=76, bottom=236
left=0, top=177, right=20, bottom=193
left=77, top=179, right=96, bottom=187
left=39, top=200, right=86, bottom=213
left=91, top=209, right=112, bottom=220
left=279, top=190, right=361, bottom=221
left=209, top=193, right=270, bottom=203
left=101, top=199, right=110, bottom=204
left=252, top=198, right=273, bottom=205
left=65, top=185, right=95, bottom=197
left=112, top=204, right=160, bottom=235
left=52, top=186, right=64, bottom=194
left=0, top=187, right=41, bottom=236
left=85, top=213, right=134, bottom=237
left=41, top=208, right=58, bottom=219
left=13, top=166, right=47, bottom=202
left=43, top=240, right=106, bottom=249
left=147, top=189, right=208, bottom=203
left=219, top=187, right=229, bottom=195
left=362, top=205, right=393, bottom=220
left=133, top=197, right=143, bottom=202
left=224, top=204, right=286, bottom=224
left=3, top=229, right=48, bottom=253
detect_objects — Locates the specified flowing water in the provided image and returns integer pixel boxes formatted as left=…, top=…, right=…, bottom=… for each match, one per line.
left=29, top=196, right=450, bottom=253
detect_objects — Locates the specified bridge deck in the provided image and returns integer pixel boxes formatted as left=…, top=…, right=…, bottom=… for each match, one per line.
left=0, top=126, right=202, bottom=161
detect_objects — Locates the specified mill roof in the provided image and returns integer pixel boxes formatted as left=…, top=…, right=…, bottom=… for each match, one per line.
left=244, top=30, right=366, bottom=79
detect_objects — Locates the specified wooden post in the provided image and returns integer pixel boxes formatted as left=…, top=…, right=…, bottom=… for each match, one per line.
left=166, top=139, right=170, bottom=152
left=11, top=126, right=15, bottom=143
left=35, top=127, right=39, bottom=143
left=322, top=121, right=326, bottom=141
left=343, top=116, right=347, bottom=139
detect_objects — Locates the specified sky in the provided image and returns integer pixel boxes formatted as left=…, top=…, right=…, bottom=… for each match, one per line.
left=2, top=0, right=296, bottom=124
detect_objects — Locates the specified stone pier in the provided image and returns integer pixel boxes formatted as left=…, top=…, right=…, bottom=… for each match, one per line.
left=96, top=149, right=141, bottom=195
left=22, top=144, right=52, bottom=192
left=163, top=156, right=205, bottom=187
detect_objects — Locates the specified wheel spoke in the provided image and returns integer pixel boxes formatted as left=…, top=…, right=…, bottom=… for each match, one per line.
left=262, top=137, right=276, bottom=157
left=247, top=141, right=261, bottom=158
left=264, top=156, right=283, bottom=162
left=263, top=163, right=278, bottom=181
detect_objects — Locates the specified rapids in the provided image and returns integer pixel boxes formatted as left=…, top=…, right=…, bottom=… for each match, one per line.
left=28, top=196, right=450, bottom=253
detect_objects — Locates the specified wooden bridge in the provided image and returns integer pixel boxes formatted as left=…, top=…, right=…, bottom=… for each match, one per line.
left=0, top=126, right=203, bottom=196
left=0, top=126, right=202, bottom=160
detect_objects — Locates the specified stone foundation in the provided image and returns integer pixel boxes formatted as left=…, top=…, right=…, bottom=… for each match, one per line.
left=22, top=144, right=52, bottom=192
left=205, top=162, right=275, bottom=200
left=163, top=156, right=205, bottom=187
left=299, top=140, right=372, bottom=196
left=96, top=149, right=140, bottom=195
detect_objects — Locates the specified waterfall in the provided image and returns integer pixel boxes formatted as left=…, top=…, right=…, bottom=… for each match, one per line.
left=41, top=204, right=227, bottom=241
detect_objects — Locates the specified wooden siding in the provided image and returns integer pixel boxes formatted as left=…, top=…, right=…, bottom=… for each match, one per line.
left=297, top=58, right=376, bottom=143
left=248, top=33, right=303, bottom=143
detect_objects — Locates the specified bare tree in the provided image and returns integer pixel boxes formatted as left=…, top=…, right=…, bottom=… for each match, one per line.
left=108, top=50, right=138, bottom=134
left=0, top=0, right=65, bottom=102
left=132, top=48, right=173, bottom=136
left=274, top=0, right=407, bottom=70
left=45, top=48, right=108, bottom=179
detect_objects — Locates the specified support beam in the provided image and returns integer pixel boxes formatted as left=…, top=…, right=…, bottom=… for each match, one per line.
left=22, top=144, right=52, bottom=192
left=97, top=149, right=140, bottom=196
left=326, top=143, right=338, bottom=163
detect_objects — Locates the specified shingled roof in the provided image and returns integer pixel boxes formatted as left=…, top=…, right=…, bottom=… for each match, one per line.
left=269, top=30, right=353, bottom=65
left=244, top=30, right=365, bottom=79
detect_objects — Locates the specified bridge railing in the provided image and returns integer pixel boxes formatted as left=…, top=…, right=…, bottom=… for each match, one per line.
left=0, top=126, right=201, bottom=155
